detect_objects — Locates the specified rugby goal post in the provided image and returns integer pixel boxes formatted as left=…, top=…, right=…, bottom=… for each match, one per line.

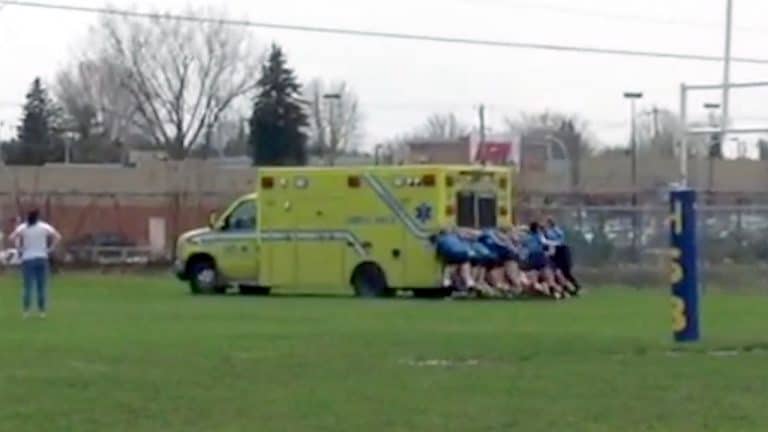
left=679, top=81, right=768, bottom=187
left=673, top=80, right=768, bottom=343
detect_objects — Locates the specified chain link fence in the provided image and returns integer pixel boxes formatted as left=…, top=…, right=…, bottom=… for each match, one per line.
left=520, top=205, right=768, bottom=290
left=1, top=190, right=766, bottom=291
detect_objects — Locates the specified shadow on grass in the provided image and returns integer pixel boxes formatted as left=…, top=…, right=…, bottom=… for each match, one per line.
left=202, top=290, right=571, bottom=304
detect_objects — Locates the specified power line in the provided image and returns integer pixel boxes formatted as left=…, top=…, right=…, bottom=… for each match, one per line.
left=2, top=0, right=768, bottom=65
left=505, top=1, right=768, bottom=35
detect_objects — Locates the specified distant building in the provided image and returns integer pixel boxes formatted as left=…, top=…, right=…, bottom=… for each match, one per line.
left=470, top=133, right=521, bottom=166
left=404, top=138, right=471, bottom=164
left=404, top=134, right=521, bottom=167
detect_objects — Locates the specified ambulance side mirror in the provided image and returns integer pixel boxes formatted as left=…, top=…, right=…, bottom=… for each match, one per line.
left=208, top=212, right=218, bottom=229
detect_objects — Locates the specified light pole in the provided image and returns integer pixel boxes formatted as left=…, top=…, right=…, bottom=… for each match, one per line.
left=721, top=0, right=733, bottom=161
left=624, top=91, right=643, bottom=258
left=323, top=93, right=342, bottom=166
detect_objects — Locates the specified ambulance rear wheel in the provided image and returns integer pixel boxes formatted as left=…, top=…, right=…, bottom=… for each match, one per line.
left=239, top=285, right=271, bottom=296
left=413, top=288, right=451, bottom=299
left=352, top=264, right=392, bottom=298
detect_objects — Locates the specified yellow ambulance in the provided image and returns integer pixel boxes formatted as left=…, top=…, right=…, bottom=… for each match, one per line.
left=174, top=165, right=513, bottom=297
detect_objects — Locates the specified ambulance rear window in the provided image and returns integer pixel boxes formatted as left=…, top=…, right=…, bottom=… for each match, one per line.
left=456, top=192, right=476, bottom=228
left=455, top=190, right=499, bottom=228
left=477, top=196, right=497, bottom=228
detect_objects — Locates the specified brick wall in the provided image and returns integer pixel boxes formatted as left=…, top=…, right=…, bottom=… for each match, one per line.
left=1, top=193, right=230, bottom=255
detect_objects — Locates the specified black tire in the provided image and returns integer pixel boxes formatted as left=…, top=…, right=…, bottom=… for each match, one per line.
left=351, top=264, right=392, bottom=298
left=239, top=285, right=272, bottom=296
left=412, top=288, right=451, bottom=299
left=188, top=260, right=225, bottom=295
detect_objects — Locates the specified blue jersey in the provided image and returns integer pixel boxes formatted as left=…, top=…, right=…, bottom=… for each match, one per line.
left=544, top=227, right=565, bottom=246
left=524, top=232, right=546, bottom=255
left=436, top=233, right=467, bottom=255
left=470, top=241, right=497, bottom=264
left=480, top=229, right=518, bottom=261
left=479, top=229, right=504, bottom=250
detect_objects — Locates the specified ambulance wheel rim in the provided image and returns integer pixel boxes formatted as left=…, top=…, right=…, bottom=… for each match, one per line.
left=197, top=268, right=216, bottom=287
left=352, top=264, right=390, bottom=298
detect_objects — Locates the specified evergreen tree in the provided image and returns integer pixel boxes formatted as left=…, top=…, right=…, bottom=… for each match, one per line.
left=7, top=78, right=63, bottom=165
left=249, top=44, right=309, bottom=166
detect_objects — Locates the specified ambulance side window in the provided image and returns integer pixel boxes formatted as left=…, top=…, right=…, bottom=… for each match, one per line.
left=223, top=200, right=257, bottom=231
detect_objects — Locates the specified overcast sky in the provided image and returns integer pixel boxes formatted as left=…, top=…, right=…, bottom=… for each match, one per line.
left=1, top=0, right=768, bottom=153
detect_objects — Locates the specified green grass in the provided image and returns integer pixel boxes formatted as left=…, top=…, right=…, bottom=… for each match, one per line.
left=1, top=274, right=767, bottom=431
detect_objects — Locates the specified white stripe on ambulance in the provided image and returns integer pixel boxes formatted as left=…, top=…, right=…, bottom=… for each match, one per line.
left=190, top=230, right=369, bottom=257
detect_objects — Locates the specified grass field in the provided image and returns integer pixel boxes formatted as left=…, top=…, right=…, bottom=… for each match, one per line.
left=1, top=274, right=767, bottom=431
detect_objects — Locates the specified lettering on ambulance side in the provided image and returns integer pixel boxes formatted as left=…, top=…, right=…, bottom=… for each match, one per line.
left=346, top=216, right=397, bottom=225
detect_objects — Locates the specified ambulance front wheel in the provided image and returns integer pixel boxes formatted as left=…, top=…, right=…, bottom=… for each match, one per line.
left=189, top=259, right=226, bottom=295
left=351, top=263, right=393, bottom=298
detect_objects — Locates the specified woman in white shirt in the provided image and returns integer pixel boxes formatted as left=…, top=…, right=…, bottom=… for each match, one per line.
left=8, top=210, right=62, bottom=318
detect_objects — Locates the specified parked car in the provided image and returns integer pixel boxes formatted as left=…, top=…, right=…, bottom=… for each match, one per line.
left=63, top=232, right=136, bottom=263
left=0, top=248, right=21, bottom=266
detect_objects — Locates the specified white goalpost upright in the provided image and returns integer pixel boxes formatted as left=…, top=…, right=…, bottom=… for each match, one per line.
left=669, top=0, right=767, bottom=343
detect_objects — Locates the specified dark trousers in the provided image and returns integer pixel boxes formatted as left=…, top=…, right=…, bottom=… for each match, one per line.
left=553, top=245, right=580, bottom=291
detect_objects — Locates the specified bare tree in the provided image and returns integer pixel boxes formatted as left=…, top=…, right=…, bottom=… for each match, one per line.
left=305, top=79, right=364, bottom=165
left=379, top=113, right=470, bottom=165
left=82, top=7, right=262, bottom=159
left=416, top=113, right=470, bottom=141
left=54, top=58, right=144, bottom=162
left=506, top=110, right=597, bottom=155
left=506, top=110, right=588, bottom=135
left=635, top=107, right=685, bottom=157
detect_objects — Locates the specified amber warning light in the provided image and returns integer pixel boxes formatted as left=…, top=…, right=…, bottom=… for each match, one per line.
left=348, top=176, right=361, bottom=188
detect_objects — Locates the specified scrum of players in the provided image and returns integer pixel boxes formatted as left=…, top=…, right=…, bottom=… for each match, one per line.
left=432, top=217, right=581, bottom=300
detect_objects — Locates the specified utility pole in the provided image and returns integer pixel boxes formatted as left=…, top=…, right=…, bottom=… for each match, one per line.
left=651, top=106, right=660, bottom=144
left=478, top=104, right=486, bottom=165
left=478, top=104, right=486, bottom=145
left=323, top=93, right=342, bottom=166
left=623, top=92, right=643, bottom=194
left=624, top=91, right=643, bottom=259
